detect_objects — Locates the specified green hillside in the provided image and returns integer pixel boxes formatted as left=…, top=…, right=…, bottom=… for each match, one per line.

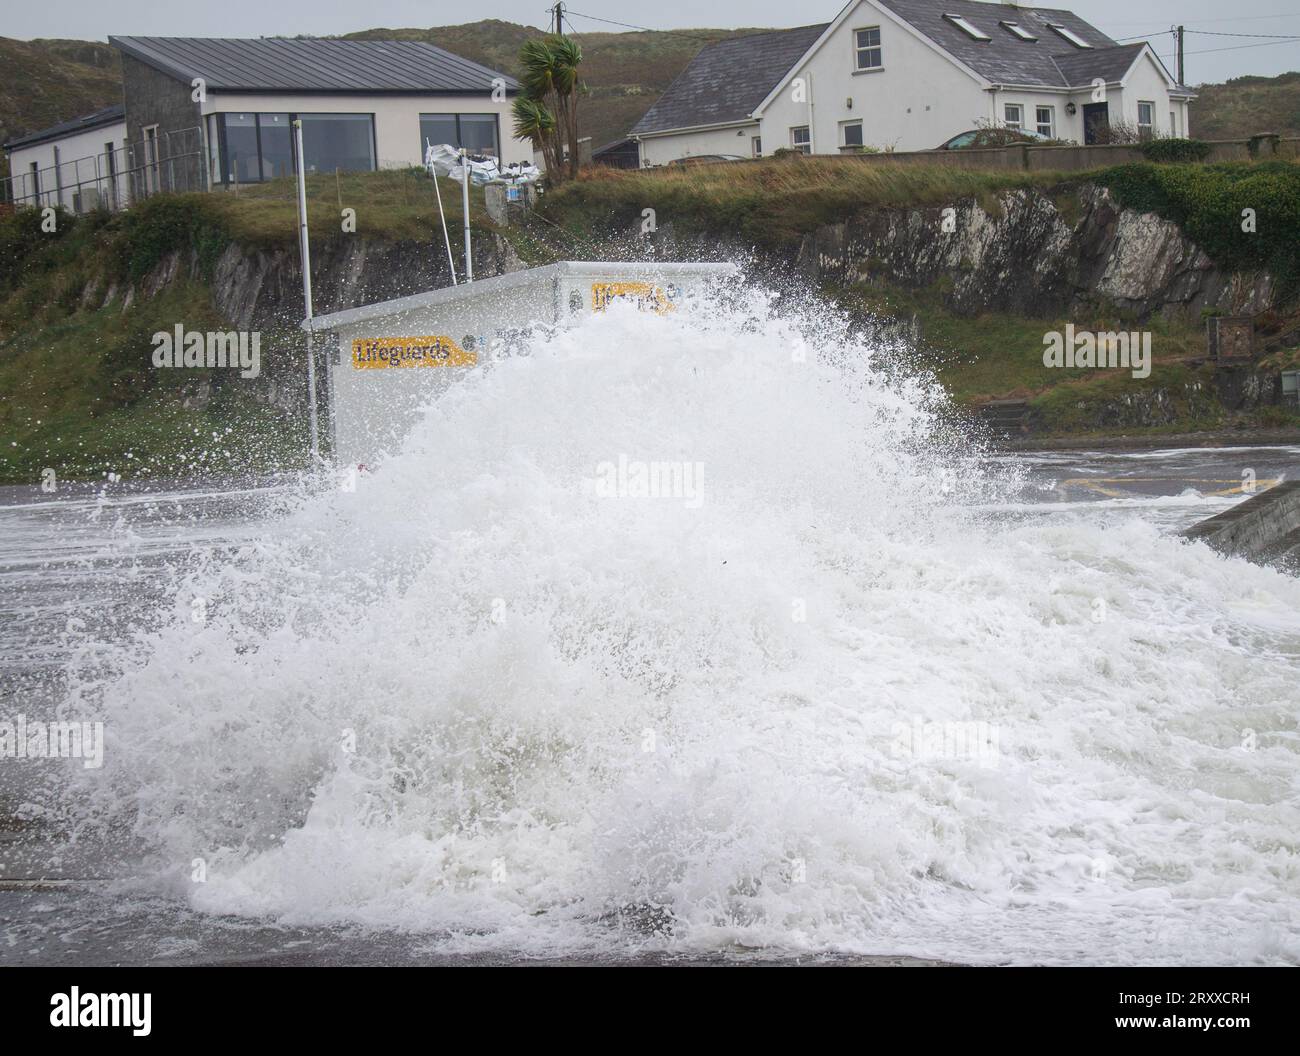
left=342, top=20, right=762, bottom=149
left=1189, top=72, right=1300, bottom=141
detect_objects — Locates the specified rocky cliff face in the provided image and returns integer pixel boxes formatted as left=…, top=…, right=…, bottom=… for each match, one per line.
left=648, top=184, right=1281, bottom=322
left=95, top=183, right=1288, bottom=427
left=209, top=231, right=527, bottom=333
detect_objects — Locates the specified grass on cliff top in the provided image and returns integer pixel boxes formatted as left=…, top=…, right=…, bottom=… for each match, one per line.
left=215, top=167, right=493, bottom=247
left=542, top=156, right=1061, bottom=245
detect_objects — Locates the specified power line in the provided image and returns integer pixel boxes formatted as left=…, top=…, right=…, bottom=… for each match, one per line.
left=1105, top=13, right=1300, bottom=25
left=562, top=8, right=740, bottom=45
left=1185, top=38, right=1300, bottom=56
left=1185, top=29, right=1300, bottom=38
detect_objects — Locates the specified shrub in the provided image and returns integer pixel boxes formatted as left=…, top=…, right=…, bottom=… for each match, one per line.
left=1139, top=138, right=1212, bottom=163
left=113, top=194, right=231, bottom=282
left=1096, top=161, right=1300, bottom=289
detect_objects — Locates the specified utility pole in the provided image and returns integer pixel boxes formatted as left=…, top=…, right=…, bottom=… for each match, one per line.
left=551, top=2, right=565, bottom=35
left=1175, top=25, right=1185, bottom=85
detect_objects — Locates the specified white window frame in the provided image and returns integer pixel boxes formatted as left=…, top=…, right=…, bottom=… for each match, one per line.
left=854, top=27, right=882, bottom=71
left=790, top=126, right=811, bottom=154
left=752, top=136, right=762, bottom=158
left=944, top=14, right=991, bottom=41
left=1169, top=110, right=1177, bottom=136
left=1035, top=105, right=1054, bottom=138
left=999, top=21, right=1037, bottom=42
left=840, top=120, right=864, bottom=148
left=1137, top=101, right=1154, bottom=140
left=1047, top=23, right=1093, bottom=49
left=1003, top=104, right=1023, bottom=131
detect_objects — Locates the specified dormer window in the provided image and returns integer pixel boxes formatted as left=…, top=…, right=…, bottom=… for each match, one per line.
left=944, top=14, right=992, bottom=41
left=999, top=21, right=1038, bottom=42
left=1047, top=23, right=1093, bottom=49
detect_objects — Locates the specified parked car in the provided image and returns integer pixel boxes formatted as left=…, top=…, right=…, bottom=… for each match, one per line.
left=936, top=128, right=1054, bottom=150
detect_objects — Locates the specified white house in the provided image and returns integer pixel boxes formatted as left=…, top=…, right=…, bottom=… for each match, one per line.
left=3, top=36, right=531, bottom=212
left=109, top=36, right=531, bottom=193
left=3, top=105, right=129, bottom=211
left=631, top=0, right=1194, bottom=164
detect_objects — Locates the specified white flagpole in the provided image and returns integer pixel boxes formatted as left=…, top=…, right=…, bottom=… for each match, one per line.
left=460, top=147, right=473, bottom=282
left=426, top=140, right=458, bottom=285
left=293, top=119, right=319, bottom=463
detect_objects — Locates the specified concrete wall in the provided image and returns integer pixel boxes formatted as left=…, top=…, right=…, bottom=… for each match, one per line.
left=836, top=136, right=1298, bottom=172
left=200, top=91, right=530, bottom=169
left=1183, top=481, right=1300, bottom=563
left=6, top=121, right=128, bottom=210
left=121, top=54, right=206, bottom=197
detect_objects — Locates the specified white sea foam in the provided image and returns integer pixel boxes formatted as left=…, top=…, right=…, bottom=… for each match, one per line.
left=62, top=289, right=1300, bottom=964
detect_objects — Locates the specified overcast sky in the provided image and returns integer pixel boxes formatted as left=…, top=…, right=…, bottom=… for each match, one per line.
left=8, top=1, right=1300, bottom=86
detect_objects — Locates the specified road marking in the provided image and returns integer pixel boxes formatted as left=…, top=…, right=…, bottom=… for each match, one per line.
left=1057, top=477, right=1282, bottom=498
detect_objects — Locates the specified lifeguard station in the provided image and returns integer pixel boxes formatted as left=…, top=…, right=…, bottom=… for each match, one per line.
left=304, top=261, right=738, bottom=466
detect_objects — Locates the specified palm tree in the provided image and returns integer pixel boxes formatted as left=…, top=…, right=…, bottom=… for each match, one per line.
left=512, top=96, right=559, bottom=176
left=514, top=35, right=583, bottom=182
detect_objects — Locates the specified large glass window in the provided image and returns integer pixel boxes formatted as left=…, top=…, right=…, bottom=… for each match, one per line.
left=419, top=113, right=500, bottom=157
left=224, top=113, right=259, bottom=184
left=299, top=113, right=375, bottom=174
left=211, top=111, right=376, bottom=184
left=258, top=113, right=293, bottom=179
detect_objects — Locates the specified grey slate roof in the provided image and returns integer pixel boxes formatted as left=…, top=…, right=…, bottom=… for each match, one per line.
left=1049, top=43, right=1147, bottom=87
left=872, top=0, right=1148, bottom=88
left=631, top=25, right=829, bottom=135
left=4, top=104, right=124, bottom=151
left=109, top=36, right=518, bottom=94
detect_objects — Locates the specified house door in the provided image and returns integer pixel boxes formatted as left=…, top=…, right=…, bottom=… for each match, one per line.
left=1082, top=103, right=1109, bottom=145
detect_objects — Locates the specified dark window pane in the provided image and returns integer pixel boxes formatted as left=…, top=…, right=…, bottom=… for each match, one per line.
left=420, top=113, right=500, bottom=157
left=258, top=113, right=293, bottom=179
left=458, top=114, right=499, bottom=156
left=224, top=113, right=259, bottom=183
left=420, top=114, right=458, bottom=152
left=299, top=114, right=375, bottom=174
left=843, top=123, right=863, bottom=146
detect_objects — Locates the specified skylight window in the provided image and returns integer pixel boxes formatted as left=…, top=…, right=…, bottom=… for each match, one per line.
left=1047, top=23, right=1093, bottom=48
left=944, top=14, right=992, bottom=41
left=999, top=21, right=1038, bottom=42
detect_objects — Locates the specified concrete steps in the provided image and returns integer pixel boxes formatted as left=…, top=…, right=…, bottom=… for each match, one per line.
left=978, top=399, right=1031, bottom=436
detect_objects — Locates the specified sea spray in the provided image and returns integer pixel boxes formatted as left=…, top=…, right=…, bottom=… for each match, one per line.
left=59, top=286, right=1300, bottom=964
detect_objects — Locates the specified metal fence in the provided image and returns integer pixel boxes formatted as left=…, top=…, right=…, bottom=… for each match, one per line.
left=2, top=126, right=206, bottom=214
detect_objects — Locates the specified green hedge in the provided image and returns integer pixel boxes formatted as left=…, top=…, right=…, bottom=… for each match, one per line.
left=113, top=194, right=232, bottom=282
left=1138, top=138, right=1213, bottom=163
left=1096, top=161, right=1300, bottom=288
